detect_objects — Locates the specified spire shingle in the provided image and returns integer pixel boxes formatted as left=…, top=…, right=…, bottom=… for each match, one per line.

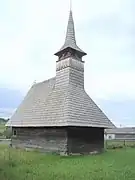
left=54, top=11, right=87, bottom=57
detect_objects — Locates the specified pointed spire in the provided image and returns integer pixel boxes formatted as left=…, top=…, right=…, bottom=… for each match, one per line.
left=64, top=10, right=76, bottom=48
left=54, top=9, right=87, bottom=57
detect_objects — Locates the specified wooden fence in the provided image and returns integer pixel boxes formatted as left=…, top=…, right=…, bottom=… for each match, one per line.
left=105, top=139, right=135, bottom=149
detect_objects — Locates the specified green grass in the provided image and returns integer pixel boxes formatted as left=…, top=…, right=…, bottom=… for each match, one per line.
left=0, top=146, right=135, bottom=180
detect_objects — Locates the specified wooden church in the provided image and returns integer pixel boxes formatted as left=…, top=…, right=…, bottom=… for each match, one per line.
left=6, top=10, right=114, bottom=155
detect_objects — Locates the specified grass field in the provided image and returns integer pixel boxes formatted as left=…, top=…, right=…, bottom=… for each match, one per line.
left=0, top=146, right=135, bottom=180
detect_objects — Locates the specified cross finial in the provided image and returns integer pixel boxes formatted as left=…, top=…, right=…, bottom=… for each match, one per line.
left=70, top=0, right=72, bottom=11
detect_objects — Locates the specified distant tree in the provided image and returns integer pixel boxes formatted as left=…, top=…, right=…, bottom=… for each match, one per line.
left=0, top=118, right=9, bottom=123
left=0, top=118, right=5, bottom=123
left=4, top=127, right=12, bottom=139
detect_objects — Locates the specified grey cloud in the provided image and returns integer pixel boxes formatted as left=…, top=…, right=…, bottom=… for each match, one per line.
left=95, top=98, right=135, bottom=126
left=0, top=108, right=16, bottom=118
left=0, top=87, right=23, bottom=109
left=78, top=2, right=135, bottom=73
left=83, top=13, right=134, bottom=39
left=0, top=87, right=23, bottom=118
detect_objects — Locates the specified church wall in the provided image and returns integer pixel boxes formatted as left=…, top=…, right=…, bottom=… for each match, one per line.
left=67, top=127, right=104, bottom=155
left=12, top=127, right=68, bottom=155
left=12, top=127, right=104, bottom=155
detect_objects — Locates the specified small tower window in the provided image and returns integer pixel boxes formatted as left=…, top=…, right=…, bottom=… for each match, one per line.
left=13, top=130, right=17, bottom=136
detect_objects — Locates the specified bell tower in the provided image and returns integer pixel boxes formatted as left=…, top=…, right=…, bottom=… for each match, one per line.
left=54, top=10, right=87, bottom=89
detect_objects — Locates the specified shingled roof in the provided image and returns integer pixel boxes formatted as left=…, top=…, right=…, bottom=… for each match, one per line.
left=6, top=9, right=115, bottom=129
left=6, top=77, right=114, bottom=128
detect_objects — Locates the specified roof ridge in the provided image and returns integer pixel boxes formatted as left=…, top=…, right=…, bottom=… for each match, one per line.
left=33, top=77, right=56, bottom=87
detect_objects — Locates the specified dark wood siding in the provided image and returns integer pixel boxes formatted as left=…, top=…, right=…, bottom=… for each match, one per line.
left=12, top=126, right=104, bottom=155
left=67, top=127, right=104, bottom=154
left=12, top=127, right=67, bottom=155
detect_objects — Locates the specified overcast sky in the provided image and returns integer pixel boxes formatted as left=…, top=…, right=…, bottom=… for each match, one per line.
left=0, top=0, right=134, bottom=126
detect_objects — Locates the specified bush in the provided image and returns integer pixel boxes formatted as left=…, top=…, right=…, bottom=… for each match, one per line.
left=4, top=128, right=12, bottom=139
left=129, top=144, right=135, bottom=148
left=107, top=144, right=124, bottom=149
left=0, top=132, right=3, bottom=136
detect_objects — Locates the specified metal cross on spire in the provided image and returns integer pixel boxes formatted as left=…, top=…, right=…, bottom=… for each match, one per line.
left=70, top=0, right=72, bottom=11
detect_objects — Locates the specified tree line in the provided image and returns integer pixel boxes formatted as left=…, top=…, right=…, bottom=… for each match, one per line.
left=0, top=118, right=9, bottom=123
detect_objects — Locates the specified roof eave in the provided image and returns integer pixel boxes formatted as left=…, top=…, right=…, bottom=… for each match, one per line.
left=54, top=47, right=87, bottom=57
